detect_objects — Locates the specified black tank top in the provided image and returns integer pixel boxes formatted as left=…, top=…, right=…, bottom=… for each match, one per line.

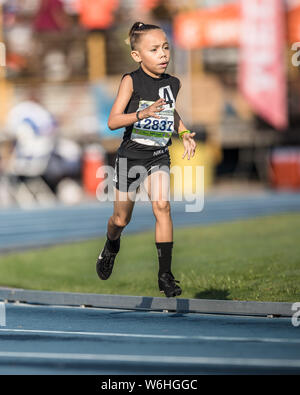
left=117, top=66, right=180, bottom=159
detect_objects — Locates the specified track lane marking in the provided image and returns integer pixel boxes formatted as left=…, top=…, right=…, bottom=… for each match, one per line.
left=0, top=328, right=300, bottom=344
left=0, top=351, right=299, bottom=369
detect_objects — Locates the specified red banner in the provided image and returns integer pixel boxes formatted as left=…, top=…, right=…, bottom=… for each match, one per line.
left=288, top=5, right=300, bottom=43
left=238, top=0, right=287, bottom=130
left=174, top=3, right=240, bottom=49
left=174, top=2, right=299, bottom=48
left=77, top=0, right=119, bottom=30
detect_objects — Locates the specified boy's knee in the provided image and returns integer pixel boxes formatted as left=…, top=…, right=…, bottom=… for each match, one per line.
left=153, top=200, right=170, bottom=216
left=112, top=214, right=131, bottom=229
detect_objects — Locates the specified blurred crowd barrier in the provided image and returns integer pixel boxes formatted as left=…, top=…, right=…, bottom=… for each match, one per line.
left=0, top=0, right=300, bottom=209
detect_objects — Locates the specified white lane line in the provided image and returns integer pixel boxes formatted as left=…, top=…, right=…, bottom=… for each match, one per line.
left=0, top=328, right=300, bottom=344
left=0, top=351, right=299, bottom=369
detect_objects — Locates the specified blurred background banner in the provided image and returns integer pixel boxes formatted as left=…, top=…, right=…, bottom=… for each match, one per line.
left=77, top=0, right=119, bottom=30
left=238, top=0, right=288, bottom=131
left=288, top=2, right=300, bottom=42
left=173, top=2, right=240, bottom=49
left=174, top=0, right=288, bottom=131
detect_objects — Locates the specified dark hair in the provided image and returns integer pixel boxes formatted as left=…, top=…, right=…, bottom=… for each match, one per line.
left=128, top=21, right=161, bottom=50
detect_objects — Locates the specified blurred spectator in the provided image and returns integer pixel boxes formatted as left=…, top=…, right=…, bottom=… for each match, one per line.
left=33, top=0, right=72, bottom=32
left=31, top=0, right=74, bottom=80
left=3, top=2, right=34, bottom=78
left=5, top=91, right=81, bottom=194
left=5, top=91, right=58, bottom=178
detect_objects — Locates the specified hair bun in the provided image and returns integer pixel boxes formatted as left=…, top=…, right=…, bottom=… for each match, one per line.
left=129, top=21, right=145, bottom=37
left=127, top=21, right=161, bottom=50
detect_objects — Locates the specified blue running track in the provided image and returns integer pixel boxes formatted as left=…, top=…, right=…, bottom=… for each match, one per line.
left=0, top=303, right=299, bottom=374
left=0, top=191, right=300, bottom=252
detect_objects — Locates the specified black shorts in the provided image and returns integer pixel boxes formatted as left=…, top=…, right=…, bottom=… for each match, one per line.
left=113, top=150, right=171, bottom=192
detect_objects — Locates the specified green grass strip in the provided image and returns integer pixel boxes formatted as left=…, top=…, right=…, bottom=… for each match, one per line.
left=0, top=212, right=299, bottom=302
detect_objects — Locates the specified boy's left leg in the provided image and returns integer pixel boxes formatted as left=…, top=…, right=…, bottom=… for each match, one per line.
left=143, top=170, right=181, bottom=297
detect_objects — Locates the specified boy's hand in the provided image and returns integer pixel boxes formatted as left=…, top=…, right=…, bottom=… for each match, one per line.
left=140, top=98, right=166, bottom=119
left=182, top=132, right=196, bottom=160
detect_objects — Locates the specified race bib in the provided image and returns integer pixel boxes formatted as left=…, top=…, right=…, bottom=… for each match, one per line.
left=131, top=85, right=175, bottom=147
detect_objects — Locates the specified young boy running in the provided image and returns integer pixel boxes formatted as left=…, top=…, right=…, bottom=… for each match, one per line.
left=96, top=22, right=196, bottom=297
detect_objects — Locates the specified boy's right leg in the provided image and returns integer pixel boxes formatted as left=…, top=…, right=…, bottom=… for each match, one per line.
left=96, top=188, right=136, bottom=280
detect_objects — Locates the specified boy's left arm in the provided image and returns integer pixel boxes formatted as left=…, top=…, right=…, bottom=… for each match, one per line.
left=174, top=109, right=196, bottom=160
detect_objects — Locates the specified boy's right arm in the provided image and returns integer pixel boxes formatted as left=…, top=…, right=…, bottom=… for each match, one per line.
left=108, top=75, right=136, bottom=130
left=108, top=75, right=166, bottom=130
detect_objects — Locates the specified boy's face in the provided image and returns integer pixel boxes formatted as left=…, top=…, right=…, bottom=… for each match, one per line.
left=131, top=29, right=170, bottom=78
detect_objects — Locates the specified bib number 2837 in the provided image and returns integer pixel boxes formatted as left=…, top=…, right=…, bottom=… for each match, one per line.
left=136, top=118, right=173, bottom=131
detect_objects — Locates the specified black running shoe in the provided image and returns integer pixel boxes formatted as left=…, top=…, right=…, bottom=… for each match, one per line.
left=96, top=245, right=118, bottom=280
left=158, top=272, right=182, bottom=298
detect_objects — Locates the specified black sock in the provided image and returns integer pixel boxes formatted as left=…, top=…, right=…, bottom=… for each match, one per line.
left=156, top=241, right=173, bottom=276
left=105, top=233, right=120, bottom=253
